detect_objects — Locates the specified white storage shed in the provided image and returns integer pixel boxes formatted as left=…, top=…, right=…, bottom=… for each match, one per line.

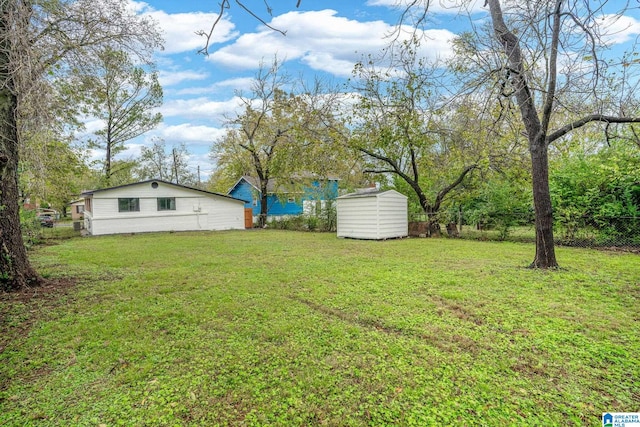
left=336, top=189, right=408, bottom=240
left=82, top=180, right=247, bottom=236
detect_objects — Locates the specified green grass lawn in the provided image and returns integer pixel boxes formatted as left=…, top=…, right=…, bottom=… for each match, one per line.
left=1, top=230, right=639, bottom=426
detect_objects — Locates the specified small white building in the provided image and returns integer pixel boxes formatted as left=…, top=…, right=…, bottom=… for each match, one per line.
left=336, top=189, right=408, bottom=240
left=82, top=180, right=247, bottom=236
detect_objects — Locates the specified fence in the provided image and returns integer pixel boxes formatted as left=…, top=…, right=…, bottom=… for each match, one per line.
left=409, top=213, right=640, bottom=250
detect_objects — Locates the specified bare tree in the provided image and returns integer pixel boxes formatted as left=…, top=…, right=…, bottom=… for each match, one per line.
left=399, top=0, right=640, bottom=268
left=0, top=0, right=162, bottom=291
left=197, top=1, right=303, bottom=55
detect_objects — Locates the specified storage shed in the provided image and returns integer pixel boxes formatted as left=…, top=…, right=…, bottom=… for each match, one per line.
left=336, top=189, right=408, bottom=240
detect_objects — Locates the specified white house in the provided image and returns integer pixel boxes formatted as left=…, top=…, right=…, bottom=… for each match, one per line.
left=82, top=180, right=247, bottom=236
left=336, top=189, right=408, bottom=240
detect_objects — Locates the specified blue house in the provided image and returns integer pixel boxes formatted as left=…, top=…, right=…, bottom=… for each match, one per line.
left=228, top=175, right=339, bottom=219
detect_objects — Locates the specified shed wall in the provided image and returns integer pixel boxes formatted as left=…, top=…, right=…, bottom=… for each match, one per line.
left=336, top=191, right=408, bottom=240
left=376, top=192, right=408, bottom=239
left=337, top=197, right=379, bottom=239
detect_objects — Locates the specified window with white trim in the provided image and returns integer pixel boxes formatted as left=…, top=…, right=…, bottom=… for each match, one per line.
left=157, top=197, right=176, bottom=211
left=118, top=198, right=140, bottom=212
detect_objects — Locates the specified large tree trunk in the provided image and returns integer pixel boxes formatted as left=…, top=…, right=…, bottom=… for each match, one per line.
left=529, top=137, right=557, bottom=268
left=0, top=3, right=41, bottom=291
left=0, top=90, right=41, bottom=291
left=487, top=0, right=559, bottom=268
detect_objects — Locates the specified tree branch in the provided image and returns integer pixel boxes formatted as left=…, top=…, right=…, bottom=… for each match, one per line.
left=540, top=1, right=562, bottom=136
left=547, top=114, right=640, bottom=144
left=434, top=164, right=477, bottom=211
left=363, top=168, right=396, bottom=174
left=198, top=0, right=301, bottom=55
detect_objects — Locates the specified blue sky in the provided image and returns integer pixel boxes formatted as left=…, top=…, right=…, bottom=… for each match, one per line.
left=96, top=0, right=640, bottom=181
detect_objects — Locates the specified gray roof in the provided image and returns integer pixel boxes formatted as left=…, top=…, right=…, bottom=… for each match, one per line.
left=231, top=174, right=339, bottom=195
left=82, top=179, right=248, bottom=203
left=338, top=189, right=405, bottom=199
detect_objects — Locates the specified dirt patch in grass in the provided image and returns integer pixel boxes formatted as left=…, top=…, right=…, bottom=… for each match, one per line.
left=291, top=295, right=484, bottom=356
left=0, top=277, right=78, bottom=354
left=430, top=295, right=486, bottom=326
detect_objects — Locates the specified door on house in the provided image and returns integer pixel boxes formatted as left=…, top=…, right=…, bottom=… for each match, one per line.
left=244, top=208, right=253, bottom=229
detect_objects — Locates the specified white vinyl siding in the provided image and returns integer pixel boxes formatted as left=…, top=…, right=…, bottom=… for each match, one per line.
left=337, top=190, right=408, bottom=240
left=83, top=181, right=245, bottom=235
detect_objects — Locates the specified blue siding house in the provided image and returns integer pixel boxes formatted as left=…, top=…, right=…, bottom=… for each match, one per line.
left=228, top=176, right=339, bottom=219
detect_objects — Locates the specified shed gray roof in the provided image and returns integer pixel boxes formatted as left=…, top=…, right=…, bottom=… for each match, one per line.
left=337, top=189, right=406, bottom=199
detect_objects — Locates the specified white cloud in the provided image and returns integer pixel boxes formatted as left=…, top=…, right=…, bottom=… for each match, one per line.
left=158, top=123, right=226, bottom=145
left=158, top=69, right=209, bottom=87
left=82, top=118, right=104, bottom=134
left=187, top=152, right=217, bottom=178
left=132, top=1, right=237, bottom=54
left=366, top=0, right=486, bottom=15
left=171, top=77, right=255, bottom=96
left=120, top=143, right=145, bottom=158
left=598, top=14, right=640, bottom=45
left=160, top=96, right=244, bottom=121
left=208, top=10, right=456, bottom=76
left=211, top=77, right=255, bottom=94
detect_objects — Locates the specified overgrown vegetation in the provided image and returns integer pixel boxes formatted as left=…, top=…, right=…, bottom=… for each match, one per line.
left=267, top=202, right=337, bottom=232
left=1, top=231, right=638, bottom=425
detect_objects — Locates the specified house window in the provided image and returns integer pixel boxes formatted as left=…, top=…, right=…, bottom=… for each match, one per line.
left=118, top=198, right=140, bottom=212
left=157, top=197, right=176, bottom=211
left=75, top=205, right=84, bottom=214
left=84, top=198, right=92, bottom=213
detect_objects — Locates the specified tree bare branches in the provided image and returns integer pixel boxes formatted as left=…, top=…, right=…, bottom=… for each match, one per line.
left=197, top=0, right=303, bottom=55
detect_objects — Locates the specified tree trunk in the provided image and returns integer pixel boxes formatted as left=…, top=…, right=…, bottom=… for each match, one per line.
left=258, top=182, right=269, bottom=227
left=529, top=137, right=558, bottom=268
left=0, top=90, right=41, bottom=291
left=0, top=3, right=40, bottom=291
left=426, top=212, right=441, bottom=237
left=105, top=138, right=112, bottom=186
left=487, top=0, right=559, bottom=268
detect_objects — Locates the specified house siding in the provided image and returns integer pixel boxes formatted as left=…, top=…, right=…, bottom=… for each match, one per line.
left=228, top=177, right=338, bottom=219
left=69, top=201, right=84, bottom=221
left=229, top=180, right=255, bottom=209
left=83, top=181, right=245, bottom=236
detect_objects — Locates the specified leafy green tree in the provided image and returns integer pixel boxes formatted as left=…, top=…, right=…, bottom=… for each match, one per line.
left=0, top=0, right=161, bottom=291
left=212, top=59, right=347, bottom=226
left=212, top=80, right=294, bottom=227
left=551, top=140, right=640, bottom=242
left=348, top=40, right=481, bottom=236
left=19, top=136, right=90, bottom=215
left=136, top=140, right=197, bottom=186
left=75, top=48, right=163, bottom=186
left=136, top=139, right=171, bottom=182
left=461, top=178, right=533, bottom=240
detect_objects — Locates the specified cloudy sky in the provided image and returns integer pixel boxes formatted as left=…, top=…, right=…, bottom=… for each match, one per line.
left=108, top=0, right=640, bottom=182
